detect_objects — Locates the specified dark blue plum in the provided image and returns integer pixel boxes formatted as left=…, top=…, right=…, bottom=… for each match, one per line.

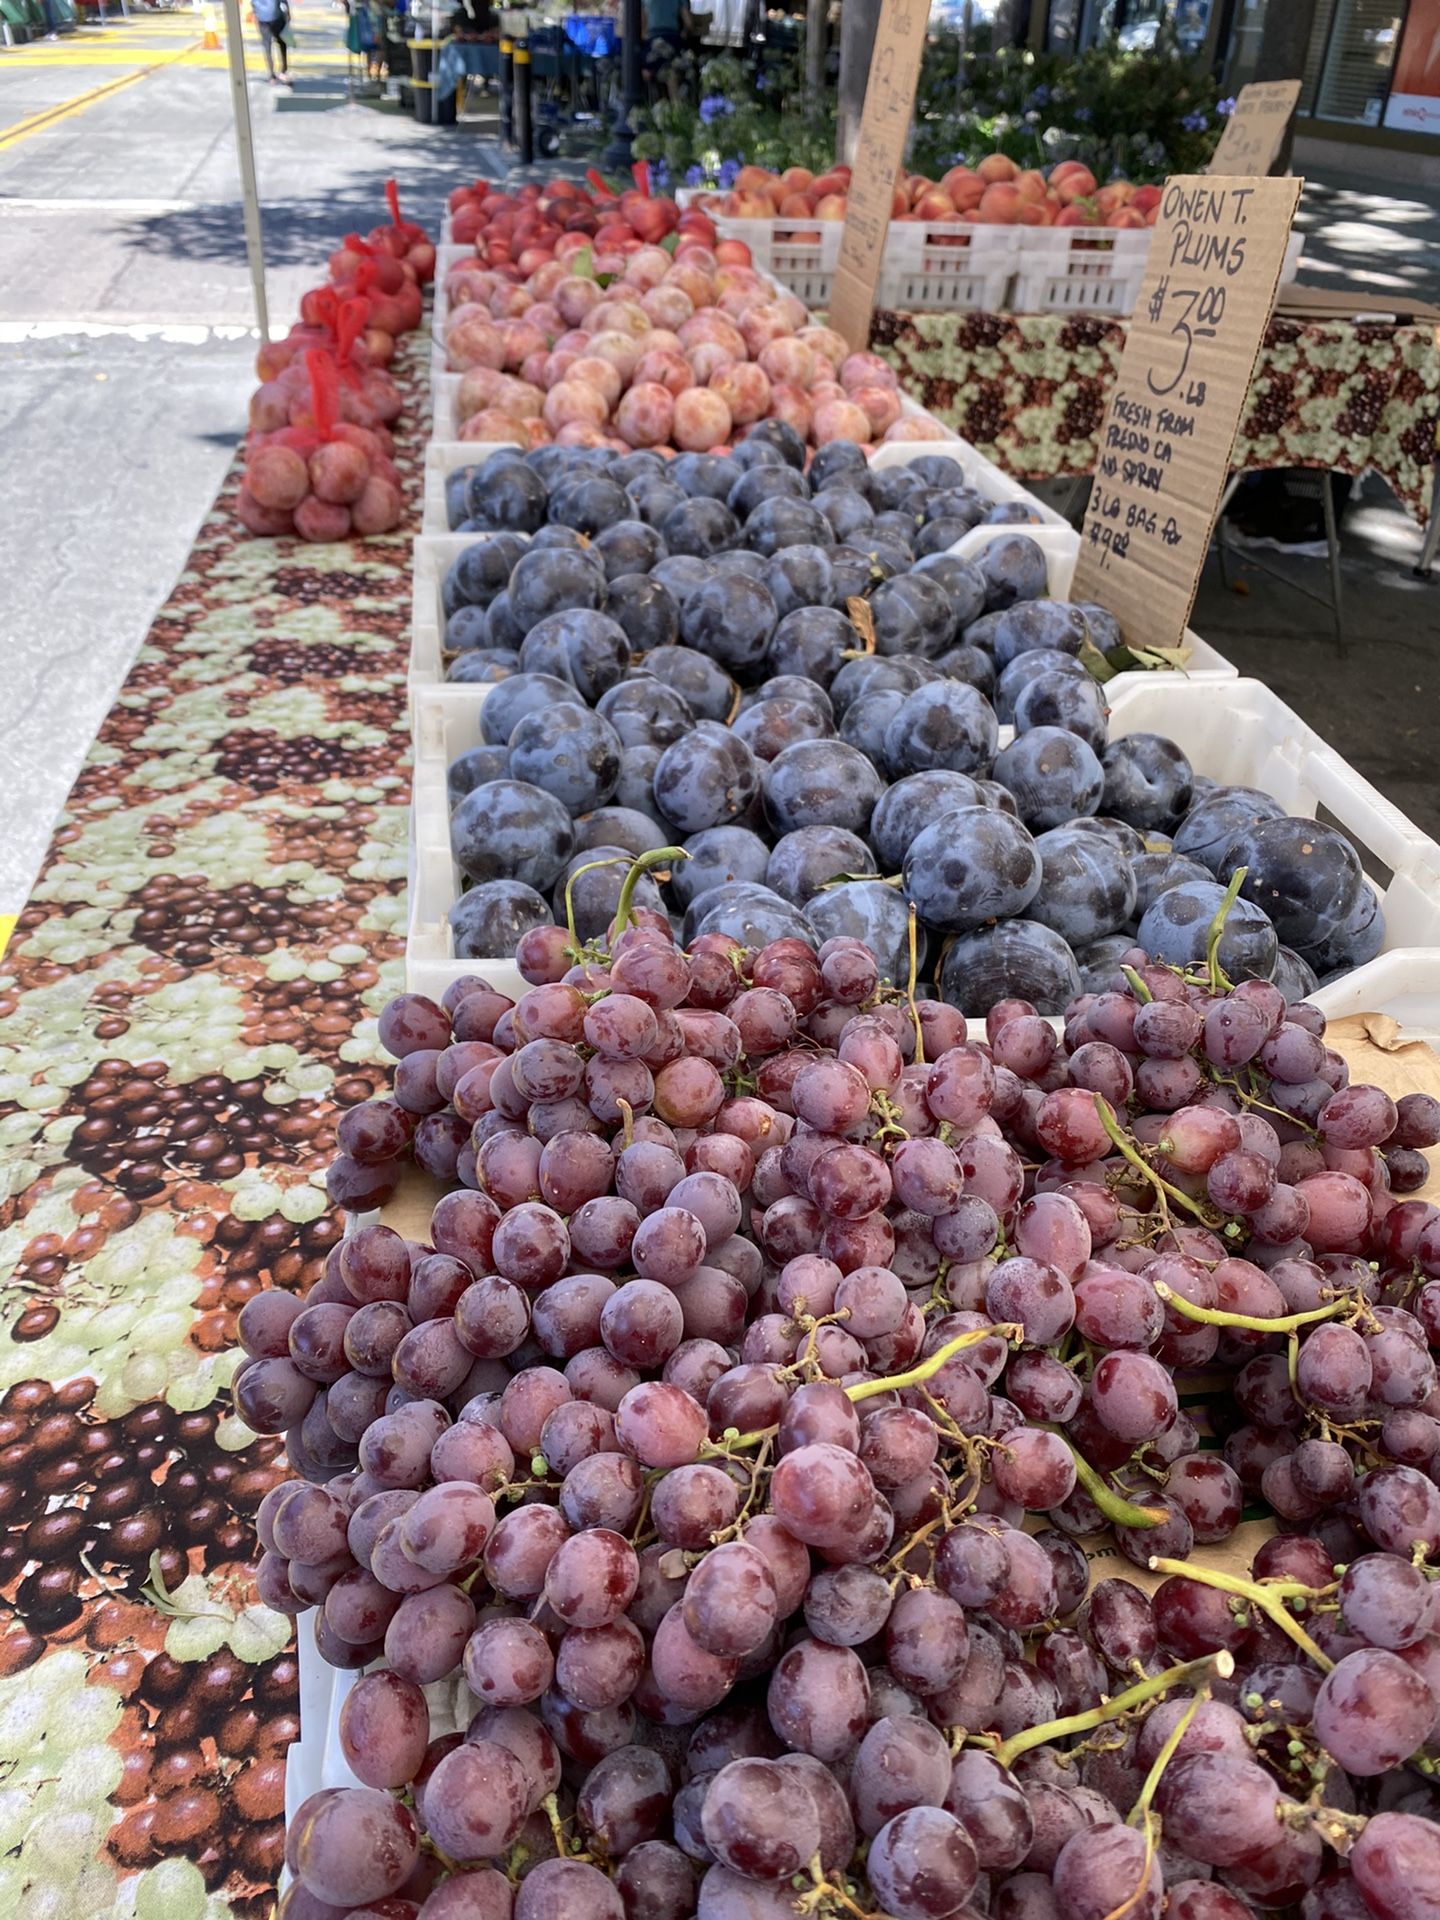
left=812, top=489, right=876, bottom=543
left=450, top=779, right=576, bottom=891
left=1027, top=824, right=1138, bottom=947
left=638, top=647, right=735, bottom=724
left=869, top=467, right=923, bottom=514
left=739, top=677, right=833, bottom=723
left=902, top=805, right=1041, bottom=932
left=519, top=610, right=629, bottom=703
left=653, top=722, right=762, bottom=834
left=1220, top=816, right=1366, bottom=952
left=548, top=474, right=632, bottom=536
left=985, top=501, right=1044, bottom=526
left=671, top=453, right=743, bottom=501
left=1296, top=883, right=1385, bottom=979
left=993, top=727, right=1105, bottom=831
left=905, top=454, right=967, bottom=488
left=732, top=698, right=833, bottom=763
left=609, top=450, right=667, bottom=488
left=1075, top=934, right=1141, bottom=996
left=764, top=740, right=885, bottom=839
left=870, top=770, right=988, bottom=872
left=921, top=487, right=988, bottom=535
left=575, top=808, right=671, bottom=857
left=808, top=441, right=871, bottom=491
left=445, top=465, right=474, bottom=531
left=979, top=535, right=1049, bottom=610
left=913, top=517, right=973, bottom=557
left=530, top=526, right=588, bottom=554
left=726, top=435, right=785, bottom=475
left=447, top=651, right=518, bottom=686
left=662, top=498, right=740, bottom=558
left=991, top=601, right=1090, bottom=669
left=556, top=844, right=666, bottom=943
left=680, top=574, right=779, bottom=679
left=449, top=880, right=553, bottom=958
left=839, top=689, right=907, bottom=771
left=442, top=531, right=528, bottom=614
left=869, top=573, right=957, bottom=659
left=869, top=517, right=916, bottom=562
left=447, top=744, right=510, bottom=806
left=766, top=546, right=836, bottom=620
left=1075, top=603, right=1122, bottom=654
left=614, top=746, right=663, bottom=816
left=1130, top=853, right=1212, bottom=921
left=710, top=551, right=770, bottom=582
left=1069, top=816, right=1147, bottom=857
left=484, top=591, right=525, bottom=653
left=767, top=606, right=854, bottom=687
left=690, top=884, right=817, bottom=950
left=480, top=673, right=576, bottom=747
left=728, top=465, right=809, bottom=518
left=976, top=779, right=1021, bottom=818
left=464, top=462, right=547, bottom=534
left=830, top=545, right=903, bottom=604
left=673, top=825, right=772, bottom=909
left=597, top=679, right=694, bottom=750
left=445, top=604, right=492, bottom=652
left=1272, top=946, right=1321, bottom=1002
left=994, top=650, right=1089, bottom=725
left=1100, top=733, right=1195, bottom=832
left=626, top=475, right=688, bottom=529
left=1171, top=787, right=1287, bottom=873
left=741, top=419, right=807, bottom=469
left=805, top=880, right=918, bottom=984
left=939, top=919, right=1082, bottom=1016
left=1013, top=670, right=1108, bottom=752
left=829, top=655, right=935, bottom=718
left=744, top=497, right=836, bottom=557
left=885, top=682, right=999, bottom=777
left=935, top=645, right=997, bottom=700
left=507, top=702, right=622, bottom=813
left=506, top=547, right=606, bottom=632
left=593, top=520, right=667, bottom=581
left=1136, top=880, right=1279, bottom=981
left=765, top=826, right=875, bottom=906
left=606, top=574, right=680, bottom=653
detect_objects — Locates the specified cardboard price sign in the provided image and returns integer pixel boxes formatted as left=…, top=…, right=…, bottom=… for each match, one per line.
left=1206, top=79, right=1301, bottom=178
left=1072, top=174, right=1302, bottom=651
left=827, top=0, right=930, bottom=351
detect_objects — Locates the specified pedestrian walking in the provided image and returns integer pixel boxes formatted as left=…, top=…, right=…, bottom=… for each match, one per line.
left=254, top=0, right=294, bottom=84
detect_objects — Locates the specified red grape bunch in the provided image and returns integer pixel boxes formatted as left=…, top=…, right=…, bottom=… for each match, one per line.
left=248, top=882, right=1440, bottom=1920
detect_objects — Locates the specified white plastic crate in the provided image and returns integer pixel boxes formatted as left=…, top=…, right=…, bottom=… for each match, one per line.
left=1010, top=226, right=1153, bottom=316
left=876, top=222, right=1018, bottom=313
left=705, top=216, right=844, bottom=308
left=405, top=667, right=1440, bottom=1022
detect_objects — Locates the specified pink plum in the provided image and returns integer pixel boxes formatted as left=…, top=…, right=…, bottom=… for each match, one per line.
left=624, top=245, right=675, bottom=291
left=767, top=383, right=813, bottom=440
left=543, top=381, right=609, bottom=432
left=566, top=355, right=624, bottom=409
left=851, top=384, right=903, bottom=435
left=457, top=409, right=530, bottom=446
left=687, top=343, right=737, bottom=385
left=710, top=362, right=772, bottom=427
left=840, top=350, right=898, bottom=393
left=758, top=338, right=817, bottom=390
left=641, top=285, right=695, bottom=331
left=554, top=277, right=604, bottom=327
left=798, top=325, right=848, bottom=371
left=616, top=382, right=676, bottom=448
left=739, top=304, right=796, bottom=356
left=813, top=398, right=874, bottom=444
left=672, top=388, right=733, bottom=452
left=633, top=349, right=695, bottom=397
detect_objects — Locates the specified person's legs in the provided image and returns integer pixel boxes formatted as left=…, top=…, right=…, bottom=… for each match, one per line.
left=258, top=21, right=278, bottom=77
left=275, top=24, right=288, bottom=74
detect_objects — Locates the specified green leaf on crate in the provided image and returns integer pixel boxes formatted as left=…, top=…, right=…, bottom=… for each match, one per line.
left=1079, top=637, right=1117, bottom=684
left=229, top=1603, right=294, bottom=1664
left=166, top=1613, right=234, bottom=1663
left=1107, top=643, right=1193, bottom=674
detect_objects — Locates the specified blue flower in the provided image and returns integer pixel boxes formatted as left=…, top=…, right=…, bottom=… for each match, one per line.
left=685, top=163, right=705, bottom=186
left=1217, top=95, right=1237, bottom=116
left=699, top=94, right=733, bottom=124
left=652, top=159, right=670, bottom=188
left=1026, top=83, right=1051, bottom=109
left=1074, top=105, right=1093, bottom=123
left=1181, top=110, right=1209, bottom=132
left=718, top=158, right=741, bottom=187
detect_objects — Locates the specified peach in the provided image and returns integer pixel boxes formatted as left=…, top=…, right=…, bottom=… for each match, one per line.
left=543, top=381, right=609, bottom=433
left=839, top=351, right=897, bottom=394
left=739, top=304, right=795, bottom=357
left=714, top=239, right=754, bottom=267
left=624, top=244, right=675, bottom=291
left=1020, top=203, right=1053, bottom=227
left=554, top=328, right=593, bottom=355
left=495, top=375, right=544, bottom=419
left=774, top=291, right=809, bottom=332
left=294, top=495, right=352, bottom=543
left=245, top=443, right=309, bottom=512
left=554, top=276, right=604, bottom=328
left=567, top=355, right=624, bottom=409
left=633, top=349, right=695, bottom=398
left=687, top=343, right=737, bottom=385
left=643, top=328, right=683, bottom=357
left=642, top=285, right=695, bottom=331
left=892, top=185, right=910, bottom=218
left=584, top=332, right=643, bottom=383
left=850, top=384, right=903, bottom=436
left=808, top=380, right=845, bottom=408
left=913, top=188, right=958, bottom=221
left=813, top=398, right=873, bottom=445
left=672, top=387, right=733, bottom=452
left=1095, top=181, right=1135, bottom=213
left=616, top=382, right=676, bottom=449
left=1107, top=208, right=1147, bottom=229
left=554, top=232, right=592, bottom=262
left=798, top=325, right=848, bottom=372
left=235, top=486, right=295, bottom=537
left=1015, top=170, right=1048, bottom=204
left=351, top=474, right=403, bottom=537
left=977, top=184, right=1023, bottom=224
left=525, top=301, right=561, bottom=339
left=710, top=362, right=772, bottom=427
left=590, top=300, right=652, bottom=341
left=1056, top=202, right=1097, bottom=228
left=977, top=152, right=1019, bottom=183
left=810, top=171, right=847, bottom=199
left=814, top=194, right=847, bottom=221
left=759, top=338, right=817, bottom=390
left=447, top=317, right=506, bottom=372
left=1052, top=164, right=1098, bottom=203
left=767, top=383, right=813, bottom=440
left=780, top=193, right=815, bottom=219
left=1132, top=185, right=1163, bottom=216
left=779, top=167, right=813, bottom=195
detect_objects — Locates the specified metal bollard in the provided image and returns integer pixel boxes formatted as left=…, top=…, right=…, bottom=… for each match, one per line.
left=513, top=32, right=533, bottom=164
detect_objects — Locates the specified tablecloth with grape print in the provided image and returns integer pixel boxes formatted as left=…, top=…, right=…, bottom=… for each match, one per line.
left=0, top=337, right=427, bottom=1920
left=869, top=312, right=1440, bottom=522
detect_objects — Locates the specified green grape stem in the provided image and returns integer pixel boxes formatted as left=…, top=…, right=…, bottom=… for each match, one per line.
left=610, top=845, right=688, bottom=940
left=989, top=1652, right=1235, bottom=1769
left=1146, top=1558, right=1334, bottom=1670
left=1152, top=1280, right=1355, bottom=1335
left=1203, top=865, right=1247, bottom=995
left=1092, top=1095, right=1221, bottom=1226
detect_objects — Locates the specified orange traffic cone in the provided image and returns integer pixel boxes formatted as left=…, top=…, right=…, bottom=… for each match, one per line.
left=201, top=5, right=220, bottom=48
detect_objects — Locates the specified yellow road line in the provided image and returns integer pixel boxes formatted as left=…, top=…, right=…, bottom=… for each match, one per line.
left=8, top=43, right=350, bottom=64
left=0, top=37, right=197, bottom=146
left=0, top=917, right=15, bottom=966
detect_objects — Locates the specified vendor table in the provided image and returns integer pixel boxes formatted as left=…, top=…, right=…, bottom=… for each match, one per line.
left=0, top=341, right=426, bottom=1920
left=870, top=311, right=1440, bottom=526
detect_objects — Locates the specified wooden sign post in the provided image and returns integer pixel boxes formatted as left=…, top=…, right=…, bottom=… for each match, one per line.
left=1071, top=174, right=1303, bottom=652
left=1206, top=79, right=1302, bottom=177
left=827, top=0, right=929, bottom=351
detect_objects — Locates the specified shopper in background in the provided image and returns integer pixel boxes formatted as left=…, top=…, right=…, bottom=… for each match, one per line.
left=254, top=0, right=294, bottom=85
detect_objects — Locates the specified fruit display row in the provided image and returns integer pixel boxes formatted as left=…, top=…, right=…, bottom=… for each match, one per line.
left=689, top=157, right=1159, bottom=233
left=237, top=186, right=436, bottom=543
left=259, top=888, right=1440, bottom=1920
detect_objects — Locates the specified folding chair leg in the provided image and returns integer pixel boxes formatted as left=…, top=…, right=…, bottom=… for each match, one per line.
left=1321, top=474, right=1345, bottom=656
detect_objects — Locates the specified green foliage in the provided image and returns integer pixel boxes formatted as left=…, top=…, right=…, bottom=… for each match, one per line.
left=911, top=27, right=1225, bottom=183
left=628, top=51, right=837, bottom=188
